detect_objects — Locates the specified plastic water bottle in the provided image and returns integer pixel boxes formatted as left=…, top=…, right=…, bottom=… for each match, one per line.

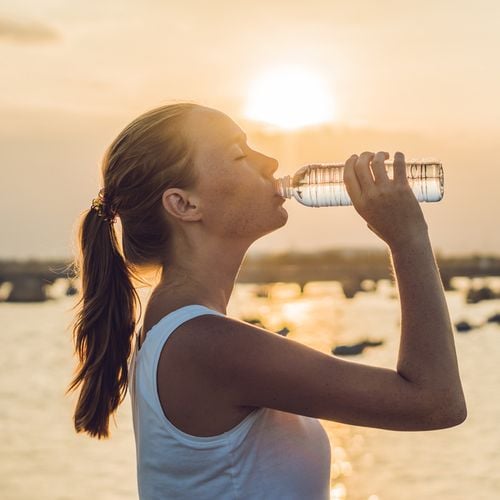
left=274, top=160, right=444, bottom=207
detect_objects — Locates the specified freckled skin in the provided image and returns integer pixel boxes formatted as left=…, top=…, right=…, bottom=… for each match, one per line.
left=183, top=108, right=288, bottom=242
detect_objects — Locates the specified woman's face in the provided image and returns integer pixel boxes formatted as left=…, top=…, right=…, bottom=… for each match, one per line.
left=183, top=107, right=288, bottom=241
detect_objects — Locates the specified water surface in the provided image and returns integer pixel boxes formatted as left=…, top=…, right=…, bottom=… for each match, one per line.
left=1, top=280, right=499, bottom=499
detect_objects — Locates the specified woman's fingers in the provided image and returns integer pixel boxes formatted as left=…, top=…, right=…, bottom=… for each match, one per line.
left=353, top=151, right=375, bottom=188
left=393, top=151, right=407, bottom=184
left=343, top=154, right=362, bottom=202
left=346, top=151, right=407, bottom=205
left=371, top=151, right=390, bottom=184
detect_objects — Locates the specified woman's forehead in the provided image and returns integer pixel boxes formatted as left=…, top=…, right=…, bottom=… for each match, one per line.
left=186, top=108, right=244, bottom=151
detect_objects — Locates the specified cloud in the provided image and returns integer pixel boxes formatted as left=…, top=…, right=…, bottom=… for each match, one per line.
left=0, top=17, right=59, bottom=44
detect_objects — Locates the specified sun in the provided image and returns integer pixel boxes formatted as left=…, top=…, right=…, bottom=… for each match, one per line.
left=244, top=65, right=335, bottom=130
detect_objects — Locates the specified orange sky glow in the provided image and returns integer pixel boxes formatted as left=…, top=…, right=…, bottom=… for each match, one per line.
left=0, top=0, right=499, bottom=258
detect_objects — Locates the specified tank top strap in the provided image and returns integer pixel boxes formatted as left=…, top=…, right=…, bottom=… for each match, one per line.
left=139, top=304, right=225, bottom=375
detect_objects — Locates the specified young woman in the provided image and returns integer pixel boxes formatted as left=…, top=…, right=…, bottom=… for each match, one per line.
left=67, top=102, right=466, bottom=499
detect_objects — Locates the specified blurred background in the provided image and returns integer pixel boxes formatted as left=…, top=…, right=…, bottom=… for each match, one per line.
left=1, top=1, right=499, bottom=499
left=1, top=0, right=499, bottom=257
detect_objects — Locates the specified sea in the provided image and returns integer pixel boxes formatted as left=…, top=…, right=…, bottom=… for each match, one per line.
left=1, top=277, right=500, bottom=500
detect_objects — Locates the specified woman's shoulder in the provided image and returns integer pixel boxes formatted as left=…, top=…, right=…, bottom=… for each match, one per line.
left=140, top=295, right=223, bottom=347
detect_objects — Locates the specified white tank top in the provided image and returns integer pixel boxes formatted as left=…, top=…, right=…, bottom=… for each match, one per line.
left=128, top=304, right=331, bottom=499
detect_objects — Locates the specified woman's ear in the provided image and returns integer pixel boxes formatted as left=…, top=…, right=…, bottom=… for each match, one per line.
left=162, top=188, right=202, bottom=222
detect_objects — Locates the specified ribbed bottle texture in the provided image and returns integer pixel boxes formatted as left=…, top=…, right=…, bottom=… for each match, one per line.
left=274, top=161, right=444, bottom=207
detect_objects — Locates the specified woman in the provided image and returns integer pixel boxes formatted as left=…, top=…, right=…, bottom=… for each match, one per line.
left=67, top=102, right=466, bottom=499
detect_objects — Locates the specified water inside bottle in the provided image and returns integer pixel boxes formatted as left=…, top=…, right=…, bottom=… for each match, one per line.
left=287, top=162, right=443, bottom=207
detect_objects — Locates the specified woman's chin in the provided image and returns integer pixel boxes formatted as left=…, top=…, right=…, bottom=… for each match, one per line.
left=276, top=205, right=289, bottom=225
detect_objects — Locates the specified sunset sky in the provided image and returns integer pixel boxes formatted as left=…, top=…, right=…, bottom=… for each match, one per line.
left=1, top=0, right=499, bottom=259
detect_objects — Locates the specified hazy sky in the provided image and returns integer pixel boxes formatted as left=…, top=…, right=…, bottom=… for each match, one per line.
left=1, top=0, right=499, bottom=259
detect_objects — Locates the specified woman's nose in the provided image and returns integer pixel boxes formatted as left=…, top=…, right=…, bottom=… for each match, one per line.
left=260, top=154, right=279, bottom=178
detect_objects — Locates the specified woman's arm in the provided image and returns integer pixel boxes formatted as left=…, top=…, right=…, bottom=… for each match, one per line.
left=391, top=231, right=466, bottom=420
left=176, top=309, right=465, bottom=431
left=342, top=150, right=466, bottom=424
left=166, top=151, right=466, bottom=431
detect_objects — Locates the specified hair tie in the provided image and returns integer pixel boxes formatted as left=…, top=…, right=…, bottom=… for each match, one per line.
left=91, top=188, right=117, bottom=223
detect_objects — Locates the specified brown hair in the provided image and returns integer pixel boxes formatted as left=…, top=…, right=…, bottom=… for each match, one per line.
left=66, top=102, right=200, bottom=439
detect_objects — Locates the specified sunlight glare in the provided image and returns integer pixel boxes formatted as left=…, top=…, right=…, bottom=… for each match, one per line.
left=244, top=65, right=335, bottom=130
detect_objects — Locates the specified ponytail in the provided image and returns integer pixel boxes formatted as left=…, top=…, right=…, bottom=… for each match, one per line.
left=66, top=207, right=141, bottom=439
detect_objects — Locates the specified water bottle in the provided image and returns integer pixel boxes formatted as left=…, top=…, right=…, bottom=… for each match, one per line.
left=274, top=160, right=444, bottom=207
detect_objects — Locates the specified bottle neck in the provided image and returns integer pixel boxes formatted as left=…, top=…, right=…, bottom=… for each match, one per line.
left=274, top=176, right=292, bottom=198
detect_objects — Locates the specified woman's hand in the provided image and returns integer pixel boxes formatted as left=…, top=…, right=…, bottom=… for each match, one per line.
left=343, top=151, right=429, bottom=250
